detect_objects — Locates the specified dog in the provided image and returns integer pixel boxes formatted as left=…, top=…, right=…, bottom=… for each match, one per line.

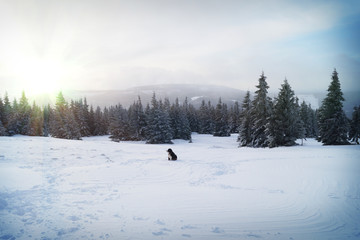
left=167, top=148, right=177, bottom=161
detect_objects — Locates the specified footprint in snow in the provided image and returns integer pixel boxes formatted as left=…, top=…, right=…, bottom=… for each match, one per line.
left=211, top=227, right=225, bottom=234
left=182, top=234, right=192, bottom=238
left=155, top=219, right=165, bottom=225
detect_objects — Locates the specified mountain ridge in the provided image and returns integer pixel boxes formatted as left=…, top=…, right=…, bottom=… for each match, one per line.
left=28, top=84, right=359, bottom=116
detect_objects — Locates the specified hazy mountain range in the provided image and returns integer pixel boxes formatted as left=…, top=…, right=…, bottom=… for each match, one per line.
left=30, top=84, right=359, bottom=116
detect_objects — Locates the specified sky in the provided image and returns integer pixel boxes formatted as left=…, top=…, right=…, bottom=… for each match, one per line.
left=0, top=0, right=359, bottom=97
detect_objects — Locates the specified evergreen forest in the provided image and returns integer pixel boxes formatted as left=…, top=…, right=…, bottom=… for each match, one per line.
left=1, top=69, right=359, bottom=147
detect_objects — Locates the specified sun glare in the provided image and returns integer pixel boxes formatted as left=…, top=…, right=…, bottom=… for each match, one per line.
left=7, top=57, right=67, bottom=96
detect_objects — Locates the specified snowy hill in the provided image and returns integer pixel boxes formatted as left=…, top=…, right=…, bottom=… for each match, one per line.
left=27, top=84, right=359, bottom=113
left=68, top=84, right=248, bottom=108
left=29, top=84, right=247, bottom=108
left=1, top=134, right=359, bottom=239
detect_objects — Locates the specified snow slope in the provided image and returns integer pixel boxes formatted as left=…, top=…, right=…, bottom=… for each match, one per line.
left=0, top=134, right=359, bottom=240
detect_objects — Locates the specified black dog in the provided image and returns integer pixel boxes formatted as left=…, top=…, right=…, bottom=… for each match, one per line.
left=167, top=148, right=177, bottom=161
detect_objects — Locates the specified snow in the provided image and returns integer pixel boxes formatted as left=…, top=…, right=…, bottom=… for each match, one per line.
left=191, top=96, right=203, bottom=101
left=0, top=134, right=359, bottom=240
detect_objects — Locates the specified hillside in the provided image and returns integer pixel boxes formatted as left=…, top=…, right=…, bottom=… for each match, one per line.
left=28, top=84, right=359, bottom=114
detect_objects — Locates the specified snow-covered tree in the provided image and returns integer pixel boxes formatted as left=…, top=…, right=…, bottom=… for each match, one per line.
left=93, top=106, right=108, bottom=136
left=43, top=104, right=50, bottom=137
left=0, top=119, right=5, bottom=136
left=249, top=72, right=272, bottom=147
left=238, top=91, right=252, bottom=146
left=0, top=97, right=6, bottom=136
left=71, top=98, right=91, bottom=137
left=318, top=69, right=349, bottom=145
left=267, top=79, right=304, bottom=147
left=88, top=105, right=95, bottom=135
left=49, top=92, right=81, bottom=140
left=28, top=102, right=44, bottom=136
left=349, top=105, right=360, bottom=144
left=6, top=93, right=28, bottom=135
left=170, top=98, right=191, bottom=140
left=183, top=97, right=199, bottom=133
left=109, top=104, right=130, bottom=141
left=213, top=98, right=230, bottom=137
left=228, top=101, right=241, bottom=133
left=128, top=97, right=147, bottom=140
left=145, top=93, right=173, bottom=144
left=300, top=101, right=318, bottom=138
left=198, top=100, right=214, bottom=134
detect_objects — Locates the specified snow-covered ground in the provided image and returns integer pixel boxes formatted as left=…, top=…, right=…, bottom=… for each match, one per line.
left=0, top=134, right=359, bottom=240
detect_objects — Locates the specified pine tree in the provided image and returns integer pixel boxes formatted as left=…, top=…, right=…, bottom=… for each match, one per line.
left=213, top=98, right=230, bottom=137
left=3, top=93, right=11, bottom=131
left=267, top=79, right=303, bottom=147
left=127, top=97, right=147, bottom=140
left=299, top=101, right=319, bottom=139
left=93, top=106, right=107, bottom=136
left=349, top=105, right=360, bottom=144
left=238, top=91, right=252, bottom=146
left=28, top=102, right=44, bottom=136
left=49, top=92, right=81, bottom=140
left=17, top=91, right=31, bottom=135
left=109, top=104, right=129, bottom=141
left=88, top=105, right=95, bottom=135
left=0, top=119, right=5, bottom=136
left=170, top=98, right=191, bottom=140
left=198, top=100, right=214, bottom=134
left=145, top=93, right=173, bottom=144
left=6, top=98, right=20, bottom=135
left=183, top=97, right=199, bottom=133
left=318, top=69, right=349, bottom=145
left=293, top=97, right=305, bottom=143
left=72, top=98, right=91, bottom=137
left=43, top=104, right=50, bottom=137
left=249, top=72, right=272, bottom=147
left=0, top=97, right=6, bottom=136
left=229, top=101, right=241, bottom=133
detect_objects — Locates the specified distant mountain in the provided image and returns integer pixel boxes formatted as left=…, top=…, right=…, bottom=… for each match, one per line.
left=29, top=84, right=359, bottom=116
left=59, top=84, right=248, bottom=108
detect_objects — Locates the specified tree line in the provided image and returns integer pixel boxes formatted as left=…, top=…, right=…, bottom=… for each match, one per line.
left=1, top=69, right=359, bottom=146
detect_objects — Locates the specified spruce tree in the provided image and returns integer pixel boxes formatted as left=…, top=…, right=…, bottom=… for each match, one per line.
left=18, top=91, right=31, bottom=135
left=213, top=98, right=230, bottom=137
left=349, top=105, right=360, bottom=144
left=3, top=93, right=11, bottom=131
left=49, top=92, right=81, bottom=140
left=0, top=119, right=5, bottom=136
left=250, top=72, right=272, bottom=147
left=145, top=93, right=173, bottom=144
left=238, top=91, right=252, bottom=146
left=300, top=104, right=318, bottom=139
left=198, top=100, right=214, bottom=134
left=43, top=104, right=50, bottom=137
left=6, top=98, right=20, bottom=135
left=109, top=105, right=129, bottom=141
left=93, top=106, right=107, bottom=136
left=318, top=69, right=349, bottom=145
left=267, top=79, right=303, bottom=147
left=170, top=98, right=191, bottom=140
left=0, top=98, right=6, bottom=136
left=28, top=102, right=44, bottom=136
left=183, top=97, right=199, bottom=133
left=229, top=101, right=241, bottom=133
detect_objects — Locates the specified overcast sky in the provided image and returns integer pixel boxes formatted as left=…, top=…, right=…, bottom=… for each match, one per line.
left=0, top=0, right=359, bottom=96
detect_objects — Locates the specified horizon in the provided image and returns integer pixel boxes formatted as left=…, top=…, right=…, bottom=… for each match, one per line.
left=0, top=1, right=359, bottom=96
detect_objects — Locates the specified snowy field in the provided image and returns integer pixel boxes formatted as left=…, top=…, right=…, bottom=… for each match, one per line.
left=0, top=134, right=359, bottom=240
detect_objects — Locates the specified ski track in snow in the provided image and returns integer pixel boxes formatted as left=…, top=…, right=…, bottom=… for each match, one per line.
left=0, top=134, right=359, bottom=240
